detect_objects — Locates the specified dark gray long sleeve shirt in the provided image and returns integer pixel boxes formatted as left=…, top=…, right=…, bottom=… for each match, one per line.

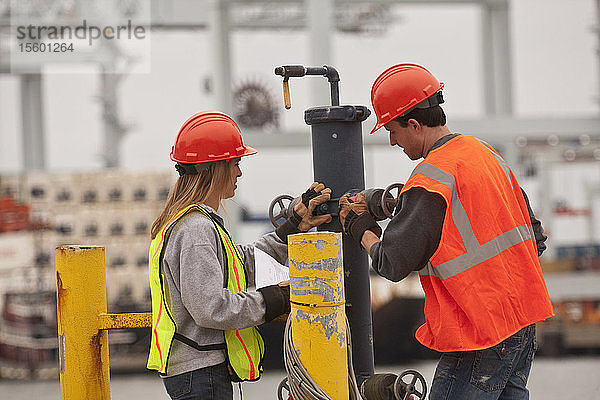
left=369, top=134, right=547, bottom=282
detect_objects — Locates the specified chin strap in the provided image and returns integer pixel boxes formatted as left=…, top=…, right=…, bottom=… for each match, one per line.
left=175, top=162, right=213, bottom=176
left=405, top=91, right=444, bottom=115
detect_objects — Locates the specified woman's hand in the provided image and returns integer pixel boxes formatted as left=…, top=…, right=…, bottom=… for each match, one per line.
left=294, top=182, right=333, bottom=231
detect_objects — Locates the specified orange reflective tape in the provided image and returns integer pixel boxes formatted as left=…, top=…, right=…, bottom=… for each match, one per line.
left=222, top=236, right=242, bottom=291
left=235, top=330, right=255, bottom=380
left=154, top=291, right=165, bottom=371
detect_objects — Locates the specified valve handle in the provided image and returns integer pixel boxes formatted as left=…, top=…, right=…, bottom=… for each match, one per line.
left=282, top=80, right=291, bottom=109
left=268, top=194, right=294, bottom=228
left=277, top=377, right=291, bottom=400
left=393, top=369, right=427, bottom=400
left=382, top=182, right=404, bottom=219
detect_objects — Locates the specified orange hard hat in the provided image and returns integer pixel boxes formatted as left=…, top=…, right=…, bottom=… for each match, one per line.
left=170, top=111, right=257, bottom=164
left=370, top=63, right=444, bottom=134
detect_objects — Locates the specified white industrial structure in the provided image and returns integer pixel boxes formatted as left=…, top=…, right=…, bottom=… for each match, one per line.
left=1, top=0, right=598, bottom=169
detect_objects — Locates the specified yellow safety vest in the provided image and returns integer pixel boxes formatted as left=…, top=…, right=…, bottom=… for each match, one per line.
left=147, top=204, right=265, bottom=380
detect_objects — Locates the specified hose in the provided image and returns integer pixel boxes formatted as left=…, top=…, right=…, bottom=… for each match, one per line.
left=281, top=315, right=363, bottom=400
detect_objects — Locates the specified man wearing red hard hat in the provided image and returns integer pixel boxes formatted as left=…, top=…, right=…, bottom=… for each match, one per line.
left=339, top=64, right=554, bottom=399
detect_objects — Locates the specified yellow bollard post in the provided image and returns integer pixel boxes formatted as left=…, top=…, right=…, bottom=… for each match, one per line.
left=55, top=245, right=110, bottom=400
left=288, top=232, right=348, bottom=400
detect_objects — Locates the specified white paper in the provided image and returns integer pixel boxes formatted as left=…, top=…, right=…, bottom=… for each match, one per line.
left=254, top=248, right=289, bottom=289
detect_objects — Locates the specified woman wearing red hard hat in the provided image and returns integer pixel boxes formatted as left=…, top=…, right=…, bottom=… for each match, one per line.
left=147, top=111, right=331, bottom=399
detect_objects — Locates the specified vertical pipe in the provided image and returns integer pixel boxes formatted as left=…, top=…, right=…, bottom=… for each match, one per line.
left=597, top=0, right=600, bottom=115
left=208, top=0, right=242, bottom=238
left=481, top=4, right=495, bottom=115
left=330, top=81, right=340, bottom=106
left=20, top=73, right=46, bottom=171
left=308, top=0, right=333, bottom=105
left=208, top=0, right=233, bottom=115
left=307, top=107, right=374, bottom=386
left=491, top=2, right=513, bottom=116
left=101, top=71, right=121, bottom=169
left=481, top=2, right=513, bottom=116
left=288, top=232, right=348, bottom=400
left=55, top=245, right=110, bottom=400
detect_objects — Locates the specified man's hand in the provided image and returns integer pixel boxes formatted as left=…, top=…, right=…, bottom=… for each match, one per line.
left=339, top=192, right=382, bottom=242
left=294, top=182, right=333, bottom=231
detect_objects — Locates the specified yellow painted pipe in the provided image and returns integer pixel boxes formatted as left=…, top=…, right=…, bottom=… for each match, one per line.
left=56, top=245, right=110, bottom=400
left=288, top=232, right=348, bottom=400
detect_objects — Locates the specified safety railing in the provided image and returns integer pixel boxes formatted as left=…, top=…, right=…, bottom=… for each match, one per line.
left=55, top=245, right=151, bottom=400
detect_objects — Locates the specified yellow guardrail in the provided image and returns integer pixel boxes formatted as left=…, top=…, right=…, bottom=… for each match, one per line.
left=55, top=245, right=151, bottom=400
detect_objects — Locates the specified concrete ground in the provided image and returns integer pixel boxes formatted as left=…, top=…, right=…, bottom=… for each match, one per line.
left=1, top=356, right=599, bottom=399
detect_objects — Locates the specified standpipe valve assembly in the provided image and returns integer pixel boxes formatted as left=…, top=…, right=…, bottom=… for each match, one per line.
left=268, top=183, right=404, bottom=229
left=272, top=64, right=427, bottom=400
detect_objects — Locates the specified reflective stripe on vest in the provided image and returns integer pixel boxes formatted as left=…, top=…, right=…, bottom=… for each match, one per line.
left=412, top=162, right=534, bottom=280
left=147, top=204, right=264, bottom=379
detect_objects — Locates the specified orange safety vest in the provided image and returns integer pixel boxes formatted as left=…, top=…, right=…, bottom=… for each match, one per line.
left=401, top=135, right=554, bottom=352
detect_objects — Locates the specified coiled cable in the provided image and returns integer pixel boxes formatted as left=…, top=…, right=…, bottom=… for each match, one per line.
left=281, top=315, right=362, bottom=400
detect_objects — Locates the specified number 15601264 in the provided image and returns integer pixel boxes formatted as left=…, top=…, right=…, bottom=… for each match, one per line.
left=19, top=42, right=74, bottom=52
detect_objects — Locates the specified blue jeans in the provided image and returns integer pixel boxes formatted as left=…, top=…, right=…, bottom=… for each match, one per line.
left=162, top=362, right=233, bottom=400
left=429, top=324, right=537, bottom=400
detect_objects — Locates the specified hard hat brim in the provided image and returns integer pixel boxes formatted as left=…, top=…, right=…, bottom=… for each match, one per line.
left=170, top=144, right=258, bottom=164
left=370, top=122, right=385, bottom=135
left=240, top=145, right=258, bottom=157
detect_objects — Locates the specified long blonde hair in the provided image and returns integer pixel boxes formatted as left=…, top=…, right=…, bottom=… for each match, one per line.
left=151, top=160, right=232, bottom=239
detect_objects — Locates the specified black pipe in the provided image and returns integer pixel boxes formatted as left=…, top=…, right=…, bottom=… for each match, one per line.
left=275, top=65, right=340, bottom=106
left=275, top=65, right=374, bottom=385
left=305, top=104, right=373, bottom=386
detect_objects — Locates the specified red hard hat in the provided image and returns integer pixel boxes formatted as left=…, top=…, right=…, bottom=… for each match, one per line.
left=170, top=111, right=257, bottom=164
left=370, top=63, right=444, bottom=134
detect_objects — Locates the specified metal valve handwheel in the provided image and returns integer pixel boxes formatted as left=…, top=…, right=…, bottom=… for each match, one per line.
left=393, top=369, right=427, bottom=400
left=382, top=182, right=404, bottom=219
left=277, top=377, right=291, bottom=400
left=269, top=194, right=294, bottom=228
